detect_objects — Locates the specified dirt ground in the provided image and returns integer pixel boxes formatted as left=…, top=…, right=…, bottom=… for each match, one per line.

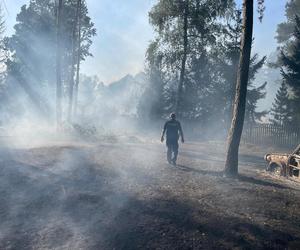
left=0, top=138, right=300, bottom=250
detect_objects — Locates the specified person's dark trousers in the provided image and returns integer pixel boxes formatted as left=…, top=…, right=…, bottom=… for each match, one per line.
left=166, top=140, right=179, bottom=163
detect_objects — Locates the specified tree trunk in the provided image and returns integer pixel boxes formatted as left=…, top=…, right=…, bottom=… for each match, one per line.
left=67, top=0, right=81, bottom=122
left=73, top=0, right=81, bottom=118
left=224, top=0, right=254, bottom=177
left=227, top=59, right=239, bottom=126
left=56, top=0, right=63, bottom=128
left=175, top=0, right=189, bottom=115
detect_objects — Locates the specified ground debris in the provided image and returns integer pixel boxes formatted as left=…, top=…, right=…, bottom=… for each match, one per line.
left=0, top=141, right=300, bottom=249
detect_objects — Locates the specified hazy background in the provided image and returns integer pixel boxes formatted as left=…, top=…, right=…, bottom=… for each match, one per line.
left=3, top=0, right=285, bottom=84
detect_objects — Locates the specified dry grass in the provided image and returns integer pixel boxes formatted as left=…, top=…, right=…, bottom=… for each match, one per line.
left=0, top=140, right=300, bottom=249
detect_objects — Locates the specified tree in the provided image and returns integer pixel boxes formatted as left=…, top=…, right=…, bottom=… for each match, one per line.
left=137, top=40, right=165, bottom=121
left=0, top=4, right=9, bottom=120
left=147, top=0, right=234, bottom=120
left=56, top=0, right=63, bottom=127
left=217, top=9, right=242, bottom=122
left=279, top=16, right=300, bottom=125
left=224, top=0, right=254, bottom=176
left=175, top=0, right=189, bottom=115
left=0, top=4, right=6, bottom=71
left=270, top=82, right=293, bottom=126
left=67, top=0, right=81, bottom=121
left=73, top=0, right=82, bottom=118
left=245, top=55, right=268, bottom=124
left=246, top=81, right=267, bottom=124
left=276, top=0, right=300, bottom=45
left=216, top=8, right=267, bottom=127
left=5, top=0, right=96, bottom=122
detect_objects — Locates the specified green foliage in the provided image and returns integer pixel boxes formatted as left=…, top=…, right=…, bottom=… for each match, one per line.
left=206, top=8, right=267, bottom=125
left=0, top=4, right=7, bottom=70
left=140, top=2, right=267, bottom=128
left=279, top=16, right=300, bottom=124
left=270, top=82, right=293, bottom=126
left=0, top=4, right=7, bottom=99
left=141, top=0, right=235, bottom=121
left=257, top=0, right=265, bottom=22
left=5, top=0, right=96, bottom=118
left=246, top=55, right=268, bottom=124
left=7, top=1, right=57, bottom=88
left=276, top=0, right=300, bottom=44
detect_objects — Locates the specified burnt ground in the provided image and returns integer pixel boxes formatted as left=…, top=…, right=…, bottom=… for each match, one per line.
left=0, top=139, right=300, bottom=249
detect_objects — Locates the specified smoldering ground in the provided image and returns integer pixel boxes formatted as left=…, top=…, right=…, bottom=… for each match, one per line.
left=0, top=0, right=299, bottom=248
left=0, top=71, right=298, bottom=249
left=1, top=138, right=300, bottom=249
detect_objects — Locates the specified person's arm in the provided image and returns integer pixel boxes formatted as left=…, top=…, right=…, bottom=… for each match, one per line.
left=179, top=122, right=184, bottom=143
left=161, top=122, right=167, bottom=142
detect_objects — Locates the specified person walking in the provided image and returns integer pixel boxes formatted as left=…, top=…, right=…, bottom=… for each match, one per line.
left=161, top=113, right=184, bottom=165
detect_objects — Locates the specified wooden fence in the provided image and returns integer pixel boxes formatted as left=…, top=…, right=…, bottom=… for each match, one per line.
left=242, top=124, right=300, bottom=147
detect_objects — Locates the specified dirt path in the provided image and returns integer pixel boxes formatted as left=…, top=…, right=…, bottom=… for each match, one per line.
left=0, top=141, right=300, bottom=249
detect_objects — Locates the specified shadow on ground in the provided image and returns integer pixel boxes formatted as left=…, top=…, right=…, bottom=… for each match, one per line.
left=0, top=145, right=299, bottom=250
left=176, top=164, right=291, bottom=190
left=102, top=195, right=298, bottom=250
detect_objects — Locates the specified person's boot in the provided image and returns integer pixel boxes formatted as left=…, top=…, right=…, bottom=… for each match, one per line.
left=167, top=147, right=172, bottom=164
left=172, top=152, right=178, bottom=166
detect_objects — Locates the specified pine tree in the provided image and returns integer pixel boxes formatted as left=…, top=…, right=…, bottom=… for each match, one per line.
left=0, top=4, right=5, bottom=69
left=224, top=0, right=254, bottom=176
left=67, top=0, right=81, bottom=122
left=276, top=0, right=300, bottom=45
left=217, top=9, right=267, bottom=126
left=56, top=0, right=63, bottom=127
left=246, top=55, right=268, bottom=124
left=0, top=4, right=7, bottom=114
left=147, top=0, right=235, bottom=120
left=270, top=82, right=293, bottom=126
left=5, top=0, right=96, bottom=122
left=280, top=16, right=300, bottom=124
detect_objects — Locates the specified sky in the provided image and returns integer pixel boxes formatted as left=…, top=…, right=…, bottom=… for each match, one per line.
left=2, top=0, right=287, bottom=84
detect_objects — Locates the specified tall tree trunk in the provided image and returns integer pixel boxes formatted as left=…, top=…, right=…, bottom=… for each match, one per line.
left=175, top=0, right=189, bottom=115
left=224, top=0, right=254, bottom=176
left=56, top=0, right=63, bottom=128
left=67, top=0, right=81, bottom=122
left=73, top=0, right=81, bottom=117
left=227, top=59, right=239, bottom=126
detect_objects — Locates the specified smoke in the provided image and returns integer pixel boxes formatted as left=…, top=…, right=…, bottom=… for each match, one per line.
left=0, top=123, right=167, bottom=248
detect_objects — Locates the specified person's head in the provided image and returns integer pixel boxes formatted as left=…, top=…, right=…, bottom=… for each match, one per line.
left=170, top=112, right=176, bottom=120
